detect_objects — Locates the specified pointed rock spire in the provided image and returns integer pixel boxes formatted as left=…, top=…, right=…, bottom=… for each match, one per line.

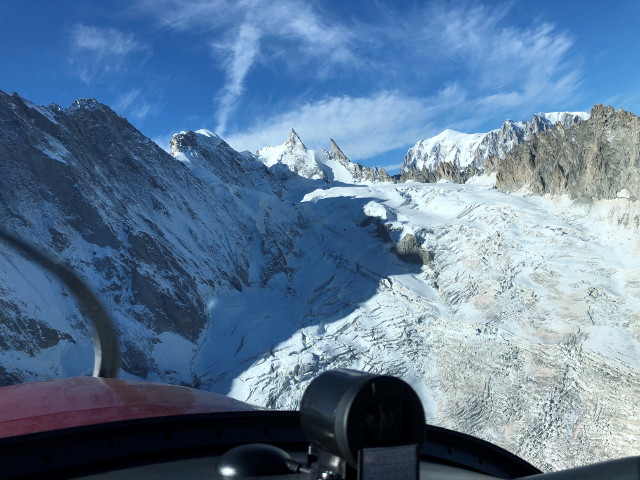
left=329, top=138, right=352, bottom=168
left=329, top=138, right=348, bottom=162
left=286, top=128, right=307, bottom=151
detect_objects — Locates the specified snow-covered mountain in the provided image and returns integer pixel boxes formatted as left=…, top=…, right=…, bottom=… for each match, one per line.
left=0, top=90, right=303, bottom=383
left=1, top=90, right=640, bottom=472
left=257, top=129, right=326, bottom=180
left=402, top=112, right=590, bottom=173
left=257, top=129, right=392, bottom=183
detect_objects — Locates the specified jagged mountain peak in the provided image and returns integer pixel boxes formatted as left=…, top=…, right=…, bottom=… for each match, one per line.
left=285, top=128, right=307, bottom=152
left=66, top=97, right=114, bottom=115
left=329, top=138, right=348, bottom=162
left=256, top=130, right=391, bottom=183
left=256, top=130, right=324, bottom=181
left=288, top=127, right=300, bottom=139
left=588, top=103, right=636, bottom=122
left=402, top=111, right=589, bottom=174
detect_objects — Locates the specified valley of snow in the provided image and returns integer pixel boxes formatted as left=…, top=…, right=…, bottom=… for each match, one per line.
left=190, top=174, right=640, bottom=472
left=2, top=160, right=639, bottom=471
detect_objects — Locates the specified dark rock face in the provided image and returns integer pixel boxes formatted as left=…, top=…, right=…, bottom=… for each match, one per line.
left=401, top=113, right=587, bottom=183
left=392, top=233, right=431, bottom=265
left=493, top=105, right=640, bottom=201
left=0, top=90, right=300, bottom=383
left=0, top=307, right=75, bottom=356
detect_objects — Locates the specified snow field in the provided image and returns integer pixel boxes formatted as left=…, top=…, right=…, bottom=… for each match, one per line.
left=206, top=178, right=640, bottom=471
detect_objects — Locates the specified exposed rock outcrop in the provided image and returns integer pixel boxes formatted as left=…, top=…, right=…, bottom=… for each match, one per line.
left=397, top=162, right=481, bottom=183
left=403, top=112, right=589, bottom=174
left=493, top=105, right=640, bottom=202
left=392, top=233, right=431, bottom=265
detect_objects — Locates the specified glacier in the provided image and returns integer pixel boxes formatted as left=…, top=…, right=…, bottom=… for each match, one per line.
left=209, top=176, right=640, bottom=472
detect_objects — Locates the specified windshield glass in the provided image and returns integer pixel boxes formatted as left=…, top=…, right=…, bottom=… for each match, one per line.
left=1, top=1, right=639, bottom=474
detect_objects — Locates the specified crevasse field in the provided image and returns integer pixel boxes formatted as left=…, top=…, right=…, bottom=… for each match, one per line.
left=186, top=173, right=640, bottom=471
left=2, top=150, right=639, bottom=471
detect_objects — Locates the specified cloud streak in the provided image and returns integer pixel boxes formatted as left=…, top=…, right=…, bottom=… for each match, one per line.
left=225, top=90, right=456, bottom=160
left=69, top=24, right=148, bottom=83
left=113, top=88, right=155, bottom=122
left=134, top=1, right=582, bottom=163
left=214, top=23, right=262, bottom=134
left=138, top=0, right=356, bottom=135
left=226, top=4, right=580, bottom=160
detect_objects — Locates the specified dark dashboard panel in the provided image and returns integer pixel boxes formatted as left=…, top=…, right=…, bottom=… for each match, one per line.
left=1, top=408, right=637, bottom=479
left=0, top=411, right=540, bottom=479
left=0, top=411, right=304, bottom=479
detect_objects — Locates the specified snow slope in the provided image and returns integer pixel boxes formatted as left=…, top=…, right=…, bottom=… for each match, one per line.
left=199, top=176, right=640, bottom=472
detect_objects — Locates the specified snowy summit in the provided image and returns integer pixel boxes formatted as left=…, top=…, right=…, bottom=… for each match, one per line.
left=403, top=112, right=590, bottom=173
left=257, top=129, right=392, bottom=183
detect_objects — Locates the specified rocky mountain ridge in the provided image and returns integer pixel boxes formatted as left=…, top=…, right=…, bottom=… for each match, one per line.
left=490, top=104, right=640, bottom=203
left=0, top=90, right=302, bottom=383
left=261, top=112, right=590, bottom=187
left=402, top=112, right=589, bottom=177
left=256, top=129, right=393, bottom=183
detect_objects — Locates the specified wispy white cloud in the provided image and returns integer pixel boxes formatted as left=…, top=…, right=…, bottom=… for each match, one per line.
left=214, top=23, right=262, bottom=134
left=69, top=24, right=148, bottom=83
left=113, top=88, right=141, bottom=112
left=135, top=0, right=236, bottom=31
left=113, top=88, right=155, bottom=122
left=71, top=24, right=143, bottom=56
left=419, top=5, right=578, bottom=110
left=137, top=0, right=355, bottom=135
left=225, top=89, right=458, bottom=160
left=135, top=1, right=582, bottom=163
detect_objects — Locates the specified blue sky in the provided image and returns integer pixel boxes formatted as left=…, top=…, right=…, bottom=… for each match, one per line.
left=2, top=1, right=639, bottom=172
